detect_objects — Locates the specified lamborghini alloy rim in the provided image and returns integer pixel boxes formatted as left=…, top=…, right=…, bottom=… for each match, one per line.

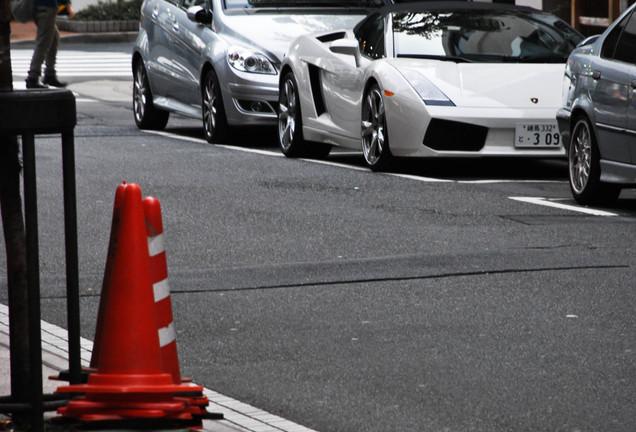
left=361, top=87, right=385, bottom=166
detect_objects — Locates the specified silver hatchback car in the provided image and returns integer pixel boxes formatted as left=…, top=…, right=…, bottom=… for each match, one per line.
left=132, top=0, right=384, bottom=143
left=557, top=3, right=636, bottom=205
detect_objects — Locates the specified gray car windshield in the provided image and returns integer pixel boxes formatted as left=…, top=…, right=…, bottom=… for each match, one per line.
left=225, top=0, right=384, bottom=9
left=393, top=9, right=583, bottom=63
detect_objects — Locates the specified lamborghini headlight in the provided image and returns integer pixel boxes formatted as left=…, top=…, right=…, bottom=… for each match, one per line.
left=227, top=46, right=276, bottom=75
left=399, top=69, right=454, bottom=106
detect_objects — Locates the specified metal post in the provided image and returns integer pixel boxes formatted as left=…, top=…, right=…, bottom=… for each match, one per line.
left=21, top=132, right=44, bottom=432
left=61, top=131, right=82, bottom=385
left=0, top=89, right=77, bottom=429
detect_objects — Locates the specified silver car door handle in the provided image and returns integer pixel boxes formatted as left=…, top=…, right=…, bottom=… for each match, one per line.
left=172, top=19, right=179, bottom=31
left=152, top=8, right=159, bottom=18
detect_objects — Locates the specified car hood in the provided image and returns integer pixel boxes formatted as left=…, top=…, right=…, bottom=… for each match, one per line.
left=390, top=59, right=566, bottom=108
left=220, top=13, right=365, bottom=63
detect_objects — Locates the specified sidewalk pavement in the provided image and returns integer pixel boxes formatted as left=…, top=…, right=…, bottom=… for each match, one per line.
left=11, top=20, right=77, bottom=42
left=10, top=20, right=47, bottom=42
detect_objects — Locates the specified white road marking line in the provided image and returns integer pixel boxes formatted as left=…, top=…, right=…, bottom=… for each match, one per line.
left=459, top=179, right=564, bottom=184
left=144, top=130, right=284, bottom=157
left=510, top=196, right=618, bottom=216
left=388, top=172, right=453, bottom=182
left=144, top=131, right=569, bottom=185
left=299, top=157, right=368, bottom=172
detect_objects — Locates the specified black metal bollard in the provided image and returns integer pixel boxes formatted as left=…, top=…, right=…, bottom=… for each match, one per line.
left=0, top=89, right=79, bottom=431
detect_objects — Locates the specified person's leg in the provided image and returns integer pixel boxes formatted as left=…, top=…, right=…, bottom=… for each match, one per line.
left=42, top=25, right=67, bottom=87
left=26, top=6, right=58, bottom=88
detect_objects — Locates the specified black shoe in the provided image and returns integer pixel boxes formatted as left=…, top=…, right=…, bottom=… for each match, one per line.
left=42, top=75, right=67, bottom=88
left=25, top=78, right=48, bottom=89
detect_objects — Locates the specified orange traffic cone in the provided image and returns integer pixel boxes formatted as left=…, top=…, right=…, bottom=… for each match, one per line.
left=143, top=196, right=216, bottom=420
left=89, top=182, right=126, bottom=371
left=143, top=196, right=181, bottom=384
left=56, top=182, right=203, bottom=424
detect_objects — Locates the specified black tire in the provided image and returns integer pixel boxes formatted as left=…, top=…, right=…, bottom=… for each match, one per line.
left=133, top=61, right=169, bottom=130
left=202, top=69, right=230, bottom=144
left=361, top=83, right=392, bottom=171
left=568, top=116, right=620, bottom=205
left=277, top=71, right=330, bottom=158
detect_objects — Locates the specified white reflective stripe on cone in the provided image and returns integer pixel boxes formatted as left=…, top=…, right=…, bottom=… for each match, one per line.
left=158, top=322, right=176, bottom=347
left=153, top=279, right=170, bottom=302
left=147, top=233, right=165, bottom=257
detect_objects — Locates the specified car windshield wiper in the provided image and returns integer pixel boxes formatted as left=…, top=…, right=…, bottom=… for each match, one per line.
left=396, top=54, right=473, bottom=63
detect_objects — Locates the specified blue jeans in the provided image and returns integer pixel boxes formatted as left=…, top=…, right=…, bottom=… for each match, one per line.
left=27, top=6, right=60, bottom=80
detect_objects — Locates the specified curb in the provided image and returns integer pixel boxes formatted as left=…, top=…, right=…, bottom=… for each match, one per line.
left=56, top=19, right=138, bottom=33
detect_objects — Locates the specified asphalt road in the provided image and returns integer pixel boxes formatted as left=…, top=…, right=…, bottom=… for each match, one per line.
left=1, top=45, right=635, bottom=431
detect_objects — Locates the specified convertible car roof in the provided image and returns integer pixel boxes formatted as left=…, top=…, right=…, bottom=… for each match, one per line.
left=379, top=0, right=536, bottom=14
left=354, top=1, right=540, bottom=34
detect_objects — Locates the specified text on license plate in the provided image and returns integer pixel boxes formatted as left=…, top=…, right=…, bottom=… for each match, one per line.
left=515, top=123, right=561, bottom=148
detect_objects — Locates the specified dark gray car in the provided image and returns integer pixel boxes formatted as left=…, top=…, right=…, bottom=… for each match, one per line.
left=557, top=2, right=636, bottom=205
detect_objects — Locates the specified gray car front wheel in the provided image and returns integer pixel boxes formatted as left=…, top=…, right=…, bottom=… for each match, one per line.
left=202, top=69, right=229, bottom=144
left=568, top=116, right=620, bottom=205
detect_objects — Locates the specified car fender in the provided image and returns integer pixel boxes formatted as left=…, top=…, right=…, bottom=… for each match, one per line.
left=285, top=34, right=340, bottom=121
left=364, top=61, right=431, bottom=156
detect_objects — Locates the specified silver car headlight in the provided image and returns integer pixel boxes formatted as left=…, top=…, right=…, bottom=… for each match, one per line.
left=399, top=69, right=454, bottom=106
left=227, top=46, right=276, bottom=75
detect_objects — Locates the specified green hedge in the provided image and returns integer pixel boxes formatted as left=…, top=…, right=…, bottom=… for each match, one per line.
left=73, top=0, right=143, bottom=21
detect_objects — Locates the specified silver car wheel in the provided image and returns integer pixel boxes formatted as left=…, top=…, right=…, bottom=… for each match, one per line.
left=132, top=62, right=168, bottom=130
left=201, top=69, right=228, bottom=143
left=361, top=84, right=390, bottom=170
left=277, top=72, right=331, bottom=158
left=567, top=116, right=621, bottom=205
left=203, top=76, right=218, bottom=136
left=278, top=77, right=297, bottom=153
left=133, top=64, right=147, bottom=123
left=569, top=119, right=592, bottom=194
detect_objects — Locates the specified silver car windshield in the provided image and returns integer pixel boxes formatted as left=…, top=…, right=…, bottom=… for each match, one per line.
left=225, top=0, right=384, bottom=10
left=393, top=9, right=584, bottom=63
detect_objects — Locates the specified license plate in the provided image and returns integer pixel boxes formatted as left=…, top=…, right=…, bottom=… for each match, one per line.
left=515, top=123, right=562, bottom=148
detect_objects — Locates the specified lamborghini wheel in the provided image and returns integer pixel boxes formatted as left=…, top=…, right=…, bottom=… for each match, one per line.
left=361, top=83, right=392, bottom=171
left=278, top=71, right=330, bottom=158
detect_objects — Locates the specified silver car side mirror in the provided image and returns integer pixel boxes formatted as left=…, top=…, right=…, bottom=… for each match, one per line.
left=187, top=5, right=212, bottom=24
left=329, top=39, right=361, bottom=67
left=577, top=34, right=600, bottom=48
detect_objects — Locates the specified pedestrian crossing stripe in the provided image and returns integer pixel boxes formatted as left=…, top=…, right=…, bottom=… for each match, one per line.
left=10, top=49, right=132, bottom=78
